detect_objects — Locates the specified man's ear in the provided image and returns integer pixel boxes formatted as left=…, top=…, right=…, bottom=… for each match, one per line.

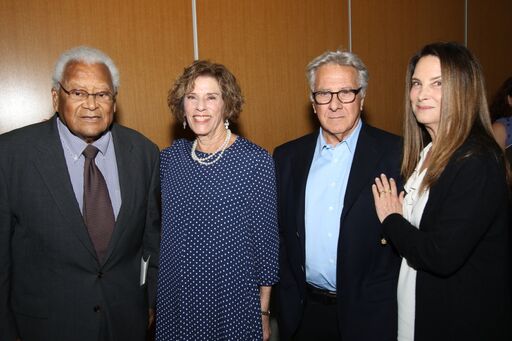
left=51, top=88, right=59, bottom=113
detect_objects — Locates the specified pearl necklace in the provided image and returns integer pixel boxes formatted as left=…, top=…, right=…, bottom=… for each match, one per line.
left=191, top=129, right=232, bottom=166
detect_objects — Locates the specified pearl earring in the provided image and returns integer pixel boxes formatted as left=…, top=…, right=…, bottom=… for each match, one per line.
left=224, top=119, right=229, bottom=130
left=183, top=120, right=187, bottom=130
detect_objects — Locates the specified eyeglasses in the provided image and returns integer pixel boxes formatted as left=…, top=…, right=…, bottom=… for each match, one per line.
left=59, top=82, right=116, bottom=103
left=312, top=87, right=362, bottom=105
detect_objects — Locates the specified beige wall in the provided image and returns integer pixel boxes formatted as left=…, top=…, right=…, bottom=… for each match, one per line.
left=196, top=0, right=348, bottom=148
left=468, top=0, right=512, bottom=102
left=1, top=0, right=511, bottom=151
left=352, top=0, right=465, bottom=135
left=0, top=0, right=193, bottom=148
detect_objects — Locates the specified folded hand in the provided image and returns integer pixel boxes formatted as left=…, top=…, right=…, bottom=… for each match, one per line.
left=372, top=173, right=404, bottom=223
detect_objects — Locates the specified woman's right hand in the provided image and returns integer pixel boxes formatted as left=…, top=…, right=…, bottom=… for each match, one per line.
left=372, top=174, right=404, bottom=223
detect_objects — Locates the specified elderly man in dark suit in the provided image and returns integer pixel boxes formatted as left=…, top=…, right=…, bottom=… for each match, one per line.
left=0, top=46, right=160, bottom=341
left=274, top=50, right=402, bottom=340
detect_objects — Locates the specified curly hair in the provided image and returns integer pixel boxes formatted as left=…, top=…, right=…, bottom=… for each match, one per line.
left=53, top=46, right=119, bottom=91
left=168, top=60, right=244, bottom=122
left=489, top=76, right=512, bottom=121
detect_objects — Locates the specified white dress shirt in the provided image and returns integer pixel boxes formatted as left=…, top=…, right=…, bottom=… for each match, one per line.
left=398, top=142, right=432, bottom=341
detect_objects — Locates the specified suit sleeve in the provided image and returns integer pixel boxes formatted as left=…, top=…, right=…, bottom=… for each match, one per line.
left=143, top=144, right=161, bottom=309
left=272, top=147, right=295, bottom=287
left=382, top=153, right=506, bottom=277
left=0, top=156, right=18, bottom=340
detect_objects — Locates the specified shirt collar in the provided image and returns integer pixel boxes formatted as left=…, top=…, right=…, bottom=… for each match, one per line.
left=57, top=116, right=112, bottom=159
left=316, top=118, right=363, bottom=154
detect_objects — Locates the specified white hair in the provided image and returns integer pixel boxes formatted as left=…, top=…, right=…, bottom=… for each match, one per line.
left=306, top=50, right=369, bottom=99
left=52, top=46, right=120, bottom=91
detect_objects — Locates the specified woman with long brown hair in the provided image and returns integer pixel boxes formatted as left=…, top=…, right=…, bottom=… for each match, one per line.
left=372, top=42, right=511, bottom=341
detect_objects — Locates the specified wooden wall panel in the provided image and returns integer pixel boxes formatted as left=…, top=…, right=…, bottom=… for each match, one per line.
left=0, top=0, right=193, bottom=148
left=352, top=0, right=465, bottom=136
left=196, top=0, right=349, bottom=152
left=468, top=0, right=512, bottom=101
left=2, top=1, right=510, bottom=151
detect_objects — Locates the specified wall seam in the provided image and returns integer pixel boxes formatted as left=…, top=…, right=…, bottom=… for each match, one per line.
left=464, top=0, right=468, bottom=46
left=192, top=0, right=199, bottom=59
left=348, top=0, right=352, bottom=51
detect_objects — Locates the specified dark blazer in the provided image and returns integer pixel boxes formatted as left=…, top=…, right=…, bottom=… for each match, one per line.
left=274, top=123, right=402, bottom=341
left=383, top=135, right=512, bottom=341
left=0, top=115, right=161, bottom=341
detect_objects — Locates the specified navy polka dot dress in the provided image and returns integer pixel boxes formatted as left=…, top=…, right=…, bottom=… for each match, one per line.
left=156, top=137, right=279, bottom=340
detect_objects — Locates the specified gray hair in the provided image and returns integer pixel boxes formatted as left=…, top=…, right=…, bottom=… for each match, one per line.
left=52, top=46, right=120, bottom=91
left=306, top=50, right=369, bottom=99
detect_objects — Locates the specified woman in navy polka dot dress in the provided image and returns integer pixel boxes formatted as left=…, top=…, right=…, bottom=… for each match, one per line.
left=156, top=60, right=279, bottom=341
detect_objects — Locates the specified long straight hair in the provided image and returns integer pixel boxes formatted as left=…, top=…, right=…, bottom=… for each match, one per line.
left=402, top=42, right=499, bottom=189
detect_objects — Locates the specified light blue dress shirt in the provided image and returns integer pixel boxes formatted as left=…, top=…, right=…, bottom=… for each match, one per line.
left=57, top=117, right=121, bottom=219
left=305, top=119, right=362, bottom=291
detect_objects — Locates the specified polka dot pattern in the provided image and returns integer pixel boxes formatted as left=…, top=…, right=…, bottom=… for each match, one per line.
left=156, top=137, right=279, bottom=340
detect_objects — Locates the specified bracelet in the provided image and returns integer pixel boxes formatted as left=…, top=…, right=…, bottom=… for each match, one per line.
left=261, top=310, right=271, bottom=316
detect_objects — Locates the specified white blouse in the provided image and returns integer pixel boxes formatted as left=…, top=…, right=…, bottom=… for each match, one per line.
left=397, top=143, right=432, bottom=341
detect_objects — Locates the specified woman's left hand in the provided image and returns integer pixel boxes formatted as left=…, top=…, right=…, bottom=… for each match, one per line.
left=372, top=174, right=404, bottom=223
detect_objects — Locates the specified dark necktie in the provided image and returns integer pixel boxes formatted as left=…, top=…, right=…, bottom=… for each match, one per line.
left=83, top=145, right=115, bottom=262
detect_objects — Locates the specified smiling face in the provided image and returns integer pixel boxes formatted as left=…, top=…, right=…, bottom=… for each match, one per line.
left=52, top=62, right=116, bottom=143
left=312, top=63, right=364, bottom=145
left=409, top=55, right=442, bottom=138
left=183, top=75, right=226, bottom=141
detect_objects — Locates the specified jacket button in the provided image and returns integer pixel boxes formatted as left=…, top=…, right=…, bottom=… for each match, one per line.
left=97, top=272, right=103, bottom=278
left=93, top=305, right=101, bottom=312
left=301, top=265, right=304, bottom=272
left=296, top=231, right=300, bottom=238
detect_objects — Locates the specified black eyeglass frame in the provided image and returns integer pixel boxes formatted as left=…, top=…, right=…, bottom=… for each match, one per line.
left=58, top=82, right=117, bottom=103
left=312, top=87, right=362, bottom=105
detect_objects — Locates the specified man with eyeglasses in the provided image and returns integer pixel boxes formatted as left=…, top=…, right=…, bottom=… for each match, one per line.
left=274, top=50, right=402, bottom=340
left=0, top=46, right=160, bottom=341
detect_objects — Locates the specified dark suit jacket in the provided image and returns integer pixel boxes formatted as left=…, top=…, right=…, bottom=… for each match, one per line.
left=506, top=145, right=512, bottom=166
left=274, top=123, right=402, bottom=341
left=0, top=115, right=161, bottom=341
left=383, top=135, right=512, bottom=341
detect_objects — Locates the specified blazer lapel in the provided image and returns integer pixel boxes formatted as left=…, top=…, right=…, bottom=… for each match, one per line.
left=34, top=116, right=97, bottom=259
left=102, top=125, right=134, bottom=263
left=294, top=133, right=317, bottom=263
left=341, top=124, right=380, bottom=220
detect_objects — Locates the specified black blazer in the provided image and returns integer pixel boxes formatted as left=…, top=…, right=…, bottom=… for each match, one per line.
left=0, top=115, right=161, bottom=341
left=274, top=123, right=402, bottom=341
left=383, top=136, right=512, bottom=341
